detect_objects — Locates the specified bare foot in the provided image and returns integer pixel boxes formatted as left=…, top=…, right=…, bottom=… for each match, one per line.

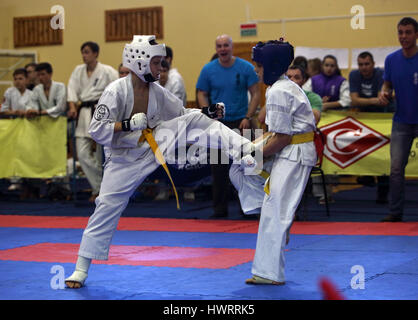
left=245, top=275, right=285, bottom=285
left=65, top=281, right=82, bottom=289
left=65, top=270, right=87, bottom=288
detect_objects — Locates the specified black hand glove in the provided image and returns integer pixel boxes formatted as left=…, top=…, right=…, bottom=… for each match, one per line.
left=202, top=102, right=225, bottom=119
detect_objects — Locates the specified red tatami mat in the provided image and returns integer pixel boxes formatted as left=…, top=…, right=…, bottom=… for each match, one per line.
left=0, top=243, right=255, bottom=269
left=1, top=215, right=418, bottom=235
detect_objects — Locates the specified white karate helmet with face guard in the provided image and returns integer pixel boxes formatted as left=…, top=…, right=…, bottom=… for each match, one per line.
left=122, top=35, right=166, bottom=82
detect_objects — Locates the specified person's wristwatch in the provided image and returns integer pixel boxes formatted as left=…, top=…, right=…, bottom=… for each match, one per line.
left=244, top=116, right=251, bottom=120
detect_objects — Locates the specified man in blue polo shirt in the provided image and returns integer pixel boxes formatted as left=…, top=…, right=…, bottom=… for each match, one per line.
left=197, top=34, right=260, bottom=218
left=350, top=51, right=387, bottom=112
left=379, top=17, right=418, bottom=222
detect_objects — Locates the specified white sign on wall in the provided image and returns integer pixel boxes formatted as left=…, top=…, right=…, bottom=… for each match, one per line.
left=294, top=47, right=350, bottom=69
left=351, top=47, right=400, bottom=68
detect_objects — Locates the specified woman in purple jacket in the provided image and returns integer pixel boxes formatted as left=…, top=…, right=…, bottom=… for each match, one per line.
left=303, top=55, right=351, bottom=111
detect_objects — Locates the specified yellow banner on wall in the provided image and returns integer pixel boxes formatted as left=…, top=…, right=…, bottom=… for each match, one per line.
left=318, top=111, right=418, bottom=177
left=0, top=116, right=67, bottom=178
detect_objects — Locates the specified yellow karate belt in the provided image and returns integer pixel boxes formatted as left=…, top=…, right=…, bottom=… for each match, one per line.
left=290, top=131, right=314, bottom=145
left=139, top=128, right=180, bottom=210
left=262, top=131, right=314, bottom=195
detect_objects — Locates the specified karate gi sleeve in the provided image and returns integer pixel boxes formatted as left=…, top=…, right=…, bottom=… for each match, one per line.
left=46, top=84, right=67, bottom=118
left=113, top=130, right=145, bottom=148
left=1, top=88, right=12, bottom=111
left=108, top=67, right=119, bottom=83
left=180, top=106, right=202, bottom=115
left=89, top=87, right=145, bottom=148
left=265, top=90, right=293, bottom=135
left=302, top=78, right=312, bottom=91
left=67, top=68, right=80, bottom=102
left=26, top=90, right=39, bottom=111
left=337, top=80, right=351, bottom=108
left=88, top=89, right=117, bottom=146
left=169, top=80, right=187, bottom=106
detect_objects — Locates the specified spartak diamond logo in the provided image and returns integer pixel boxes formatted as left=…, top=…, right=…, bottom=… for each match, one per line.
left=320, top=117, right=389, bottom=169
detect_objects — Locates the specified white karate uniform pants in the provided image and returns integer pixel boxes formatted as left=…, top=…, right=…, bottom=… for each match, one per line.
left=251, top=157, right=312, bottom=282
left=78, top=112, right=252, bottom=260
left=76, top=137, right=103, bottom=195
left=229, top=164, right=266, bottom=215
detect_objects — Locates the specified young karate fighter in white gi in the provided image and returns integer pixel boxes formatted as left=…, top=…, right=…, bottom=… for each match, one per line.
left=67, top=42, right=119, bottom=202
left=244, top=40, right=317, bottom=285
left=65, top=35, right=257, bottom=288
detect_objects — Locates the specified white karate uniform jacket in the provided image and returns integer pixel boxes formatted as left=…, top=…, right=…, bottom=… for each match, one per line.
left=67, top=62, right=118, bottom=137
left=1, top=87, right=35, bottom=112
left=30, top=81, right=67, bottom=117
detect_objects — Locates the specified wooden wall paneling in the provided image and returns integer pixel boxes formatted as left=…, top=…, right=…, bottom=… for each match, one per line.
left=140, top=11, right=146, bottom=35
left=13, top=15, right=62, bottom=47
left=126, top=12, right=131, bottom=38
left=30, top=19, right=34, bottom=45
left=13, top=18, right=18, bottom=47
left=105, top=7, right=163, bottom=42
left=24, top=19, right=28, bottom=46
left=153, top=10, right=158, bottom=35
left=147, top=10, right=151, bottom=34
left=23, top=19, right=28, bottom=46
left=130, top=12, right=136, bottom=39
left=20, top=19, right=25, bottom=47
left=38, top=18, right=43, bottom=45
left=135, top=12, right=141, bottom=37
left=45, top=17, right=49, bottom=44
left=158, top=8, right=163, bottom=38
left=37, top=18, right=42, bottom=45
left=119, top=13, right=124, bottom=39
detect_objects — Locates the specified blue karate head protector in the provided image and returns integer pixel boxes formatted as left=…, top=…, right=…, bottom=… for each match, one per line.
left=252, top=39, right=294, bottom=85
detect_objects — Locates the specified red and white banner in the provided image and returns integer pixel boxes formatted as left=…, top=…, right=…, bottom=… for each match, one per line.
left=318, top=111, right=418, bottom=177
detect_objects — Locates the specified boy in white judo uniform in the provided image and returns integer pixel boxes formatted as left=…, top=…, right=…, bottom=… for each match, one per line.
left=244, top=40, right=317, bottom=285
left=65, top=35, right=257, bottom=288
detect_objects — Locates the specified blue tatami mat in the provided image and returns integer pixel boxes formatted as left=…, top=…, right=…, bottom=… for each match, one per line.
left=1, top=225, right=417, bottom=300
